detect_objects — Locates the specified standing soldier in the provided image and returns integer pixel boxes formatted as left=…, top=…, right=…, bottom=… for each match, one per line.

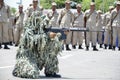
left=57, top=0, right=74, bottom=51
left=0, top=0, right=11, bottom=49
left=47, top=2, right=59, bottom=27
left=103, top=6, right=114, bottom=49
left=96, top=10, right=103, bottom=48
left=8, top=15, right=14, bottom=45
left=110, top=1, right=120, bottom=50
left=72, top=4, right=84, bottom=49
left=14, top=5, right=24, bottom=46
left=26, top=0, right=42, bottom=18
left=84, top=2, right=98, bottom=51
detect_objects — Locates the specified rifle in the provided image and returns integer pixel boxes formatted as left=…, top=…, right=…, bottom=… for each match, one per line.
left=45, top=27, right=105, bottom=40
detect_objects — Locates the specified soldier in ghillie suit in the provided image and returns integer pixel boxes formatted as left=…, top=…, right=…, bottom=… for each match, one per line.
left=12, top=11, right=62, bottom=78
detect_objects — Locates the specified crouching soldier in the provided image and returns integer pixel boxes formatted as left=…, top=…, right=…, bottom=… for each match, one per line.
left=12, top=11, right=62, bottom=78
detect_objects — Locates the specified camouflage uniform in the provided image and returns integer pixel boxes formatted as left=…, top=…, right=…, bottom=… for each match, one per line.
left=47, top=2, right=59, bottom=27
left=14, top=11, right=24, bottom=46
left=57, top=8, right=74, bottom=50
left=12, top=11, right=62, bottom=78
left=72, top=5, right=84, bottom=49
left=84, top=2, right=99, bottom=51
left=96, top=10, right=103, bottom=48
left=8, top=15, right=14, bottom=45
left=110, top=2, right=120, bottom=50
left=0, top=3, right=11, bottom=49
left=103, top=6, right=114, bottom=49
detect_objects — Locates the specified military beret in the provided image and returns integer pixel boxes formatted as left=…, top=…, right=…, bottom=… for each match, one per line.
left=109, top=6, right=114, bottom=9
left=52, top=2, right=57, bottom=6
left=90, top=2, right=95, bottom=5
left=33, top=0, right=38, bottom=2
left=19, top=4, right=23, bottom=7
left=76, top=4, right=82, bottom=8
left=116, top=1, right=120, bottom=5
left=65, top=0, right=71, bottom=4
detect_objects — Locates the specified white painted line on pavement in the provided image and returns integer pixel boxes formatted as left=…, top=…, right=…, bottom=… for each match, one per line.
left=60, top=54, right=74, bottom=59
left=0, top=65, right=14, bottom=69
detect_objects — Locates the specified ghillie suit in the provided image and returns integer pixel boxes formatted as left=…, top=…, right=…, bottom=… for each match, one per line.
left=12, top=11, right=62, bottom=78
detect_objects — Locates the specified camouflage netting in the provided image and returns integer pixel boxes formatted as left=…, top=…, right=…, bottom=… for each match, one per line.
left=12, top=11, right=62, bottom=79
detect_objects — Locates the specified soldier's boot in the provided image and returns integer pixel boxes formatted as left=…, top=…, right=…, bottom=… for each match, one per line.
left=66, top=44, right=71, bottom=51
left=86, top=46, right=89, bottom=51
left=99, top=44, right=103, bottom=48
left=9, top=41, right=13, bottom=46
left=78, top=45, right=83, bottom=49
left=104, top=44, right=107, bottom=49
left=4, top=43, right=10, bottom=49
left=93, top=46, right=98, bottom=51
left=72, top=45, right=76, bottom=49
left=118, top=47, right=120, bottom=51
left=62, top=46, right=64, bottom=50
left=112, top=46, right=115, bottom=51
left=0, top=44, right=2, bottom=49
left=108, top=45, right=112, bottom=49
left=45, top=73, right=61, bottom=78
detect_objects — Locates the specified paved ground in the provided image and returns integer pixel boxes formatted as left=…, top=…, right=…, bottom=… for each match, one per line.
left=0, top=44, right=120, bottom=80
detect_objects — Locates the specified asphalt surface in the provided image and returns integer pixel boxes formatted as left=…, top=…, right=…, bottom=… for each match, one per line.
left=0, top=44, right=120, bottom=80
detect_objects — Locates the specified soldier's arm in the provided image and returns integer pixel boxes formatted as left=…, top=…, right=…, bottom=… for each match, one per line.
left=71, top=12, right=74, bottom=27
left=84, top=12, right=87, bottom=28
left=57, top=10, right=62, bottom=26
left=7, top=6, right=11, bottom=18
left=102, top=13, right=107, bottom=27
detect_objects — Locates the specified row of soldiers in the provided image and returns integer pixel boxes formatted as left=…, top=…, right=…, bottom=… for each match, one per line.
left=0, top=0, right=120, bottom=51
left=43, top=0, right=120, bottom=51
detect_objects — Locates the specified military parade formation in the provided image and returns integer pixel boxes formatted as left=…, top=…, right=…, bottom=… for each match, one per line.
left=0, top=0, right=120, bottom=79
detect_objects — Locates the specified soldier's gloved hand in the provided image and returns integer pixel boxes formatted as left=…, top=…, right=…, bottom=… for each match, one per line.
left=49, top=32, right=56, bottom=38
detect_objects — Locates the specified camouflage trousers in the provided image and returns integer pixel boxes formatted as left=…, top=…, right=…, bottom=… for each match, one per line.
left=12, top=37, right=61, bottom=78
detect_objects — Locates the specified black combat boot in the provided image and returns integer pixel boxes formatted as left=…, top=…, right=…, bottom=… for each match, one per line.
left=108, top=45, right=112, bottom=49
left=66, top=44, right=71, bottom=51
left=118, top=47, right=120, bottom=51
left=99, top=44, right=103, bottom=48
left=45, top=73, right=61, bottom=78
left=93, top=46, right=98, bottom=51
left=72, top=45, right=76, bottom=49
left=104, top=44, right=107, bottom=49
left=112, top=46, right=115, bottom=50
left=62, top=45, right=64, bottom=50
left=4, top=43, right=10, bottom=49
left=0, top=43, right=2, bottom=49
left=78, top=45, right=83, bottom=49
left=86, top=46, right=89, bottom=51
left=9, top=41, right=13, bottom=46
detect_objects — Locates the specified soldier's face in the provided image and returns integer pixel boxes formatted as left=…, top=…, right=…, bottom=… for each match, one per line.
left=33, top=1, right=38, bottom=6
left=65, top=3, right=70, bottom=9
left=77, top=7, right=81, bottom=13
left=19, top=7, right=23, bottom=12
left=52, top=6, right=56, bottom=11
left=0, top=0, right=3, bottom=4
left=90, top=5, right=95, bottom=10
left=117, top=4, right=120, bottom=10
